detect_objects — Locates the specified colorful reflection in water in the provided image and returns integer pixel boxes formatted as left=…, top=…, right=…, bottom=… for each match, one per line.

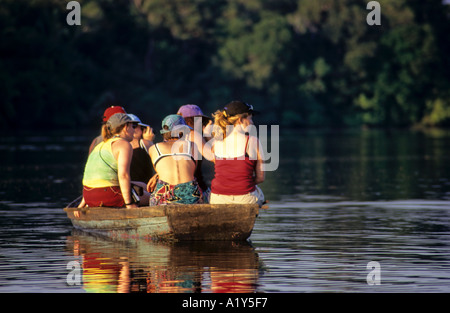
left=66, top=231, right=262, bottom=293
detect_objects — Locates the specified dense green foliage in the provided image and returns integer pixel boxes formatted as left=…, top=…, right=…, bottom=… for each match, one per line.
left=1, top=0, right=449, bottom=130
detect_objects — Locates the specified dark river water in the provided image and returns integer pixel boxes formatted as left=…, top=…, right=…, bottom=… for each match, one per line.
left=1, top=128, right=449, bottom=293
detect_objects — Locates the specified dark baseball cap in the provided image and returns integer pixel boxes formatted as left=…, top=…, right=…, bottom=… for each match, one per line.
left=224, top=101, right=259, bottom=116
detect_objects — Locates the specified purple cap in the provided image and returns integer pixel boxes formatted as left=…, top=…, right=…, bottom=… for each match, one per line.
left=177, top=104, right=210, bottom=119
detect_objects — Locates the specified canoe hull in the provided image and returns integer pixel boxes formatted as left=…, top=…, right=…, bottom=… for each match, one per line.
left=166, top=204, right=259, bottom=241
left=64, top=204, right=260, bottom=241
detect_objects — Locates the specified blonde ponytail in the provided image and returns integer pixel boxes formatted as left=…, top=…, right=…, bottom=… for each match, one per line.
left=101, top=123, right=127, bottom=141
left=212, top=109, right=248, bottom=140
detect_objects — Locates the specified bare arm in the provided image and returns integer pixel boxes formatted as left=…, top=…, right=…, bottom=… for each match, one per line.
left=147, top=145, right=159, bottom=192
left=113, top=140, right=138, bottom=208
left=254, top=158, right=265, bottom=185
left=141, top=126, right=155, bottom=150
left=189, top=123, right=215, bottom=162
left=254, top=138, right=265, bottom=185
left=147, top=173, right=159, bottom=193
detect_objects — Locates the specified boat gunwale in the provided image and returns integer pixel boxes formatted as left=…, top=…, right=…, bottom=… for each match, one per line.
left=64, top=203, right=262, bottom=221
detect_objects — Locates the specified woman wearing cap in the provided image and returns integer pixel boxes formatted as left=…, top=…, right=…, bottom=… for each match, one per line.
left=147, top=114, right=203, bottom=205
left=127, top=114, right=155, bottom=183
left=81, top=113, right=140, bottom=209
left=208, top=100, right=265, bottom=206
left=124, top=113, right=156, bottom=206
left=177, top=104, right=213, bottom=198
left=88, top=106, right=127, bottom=154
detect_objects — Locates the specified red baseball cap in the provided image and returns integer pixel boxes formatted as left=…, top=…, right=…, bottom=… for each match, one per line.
left=102, top=106, right=126, bottom=122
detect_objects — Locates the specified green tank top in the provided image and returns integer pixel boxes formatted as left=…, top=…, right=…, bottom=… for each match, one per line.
left=82, top=137, right=121, bottom=188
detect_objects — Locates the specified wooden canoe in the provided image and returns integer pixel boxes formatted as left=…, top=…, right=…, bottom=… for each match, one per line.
left=64, top=203, right=266, bottom=241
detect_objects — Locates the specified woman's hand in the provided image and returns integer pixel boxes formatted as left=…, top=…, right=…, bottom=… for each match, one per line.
left=142, top=126, right=155, bottom=142
left=147, top=174, right=159, bottom=193
left=203, top=120, right=213, bottom=137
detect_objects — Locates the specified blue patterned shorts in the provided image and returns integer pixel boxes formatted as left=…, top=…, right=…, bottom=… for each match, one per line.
left=150, top=179, right=203, bottom=205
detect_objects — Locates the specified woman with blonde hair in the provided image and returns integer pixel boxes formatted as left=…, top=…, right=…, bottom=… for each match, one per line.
left=208, top=100, right=265, bottom=206
left=81, top=113, right=139, bottom=208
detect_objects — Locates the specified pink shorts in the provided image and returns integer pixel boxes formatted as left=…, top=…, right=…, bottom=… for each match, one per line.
left=83, top=186, right=125, bottom=207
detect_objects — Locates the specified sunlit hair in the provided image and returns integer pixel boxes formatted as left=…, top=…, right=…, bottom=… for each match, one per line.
left=212, top=109, right=249, bottom=140
left=101, top=123, right=127, bottom=141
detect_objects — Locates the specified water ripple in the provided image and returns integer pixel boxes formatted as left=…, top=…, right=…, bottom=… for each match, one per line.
left=252, top=199, right=450, bottom=292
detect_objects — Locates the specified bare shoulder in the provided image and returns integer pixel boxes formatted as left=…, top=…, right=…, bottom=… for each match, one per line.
left=112, top=138, right=132, bottom=151
left=148, top=143, right=158, bottom=155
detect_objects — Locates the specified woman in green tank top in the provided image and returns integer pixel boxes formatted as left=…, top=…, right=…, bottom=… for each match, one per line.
left=79, top=113, right=139, bottom=209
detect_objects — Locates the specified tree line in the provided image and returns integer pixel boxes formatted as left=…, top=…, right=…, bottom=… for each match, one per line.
left=1, top=0, right=449, bottom=131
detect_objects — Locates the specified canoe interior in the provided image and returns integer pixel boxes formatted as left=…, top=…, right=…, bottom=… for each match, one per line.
left=64, top=203, right=262, bottom=241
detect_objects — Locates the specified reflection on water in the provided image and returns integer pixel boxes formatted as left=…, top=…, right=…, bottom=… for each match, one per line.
left=66, top=231, right=261, bottom=293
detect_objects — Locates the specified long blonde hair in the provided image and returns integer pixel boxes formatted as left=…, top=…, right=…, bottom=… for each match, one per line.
left=212, top=109, right=249, bottom=140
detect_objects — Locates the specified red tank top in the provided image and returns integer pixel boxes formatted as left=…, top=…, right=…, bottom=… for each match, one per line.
left=211, top=136, right=257, bottom=195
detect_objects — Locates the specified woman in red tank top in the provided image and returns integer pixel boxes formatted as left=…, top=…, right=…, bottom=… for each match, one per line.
left=209, top=101, right=265, bottom=206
